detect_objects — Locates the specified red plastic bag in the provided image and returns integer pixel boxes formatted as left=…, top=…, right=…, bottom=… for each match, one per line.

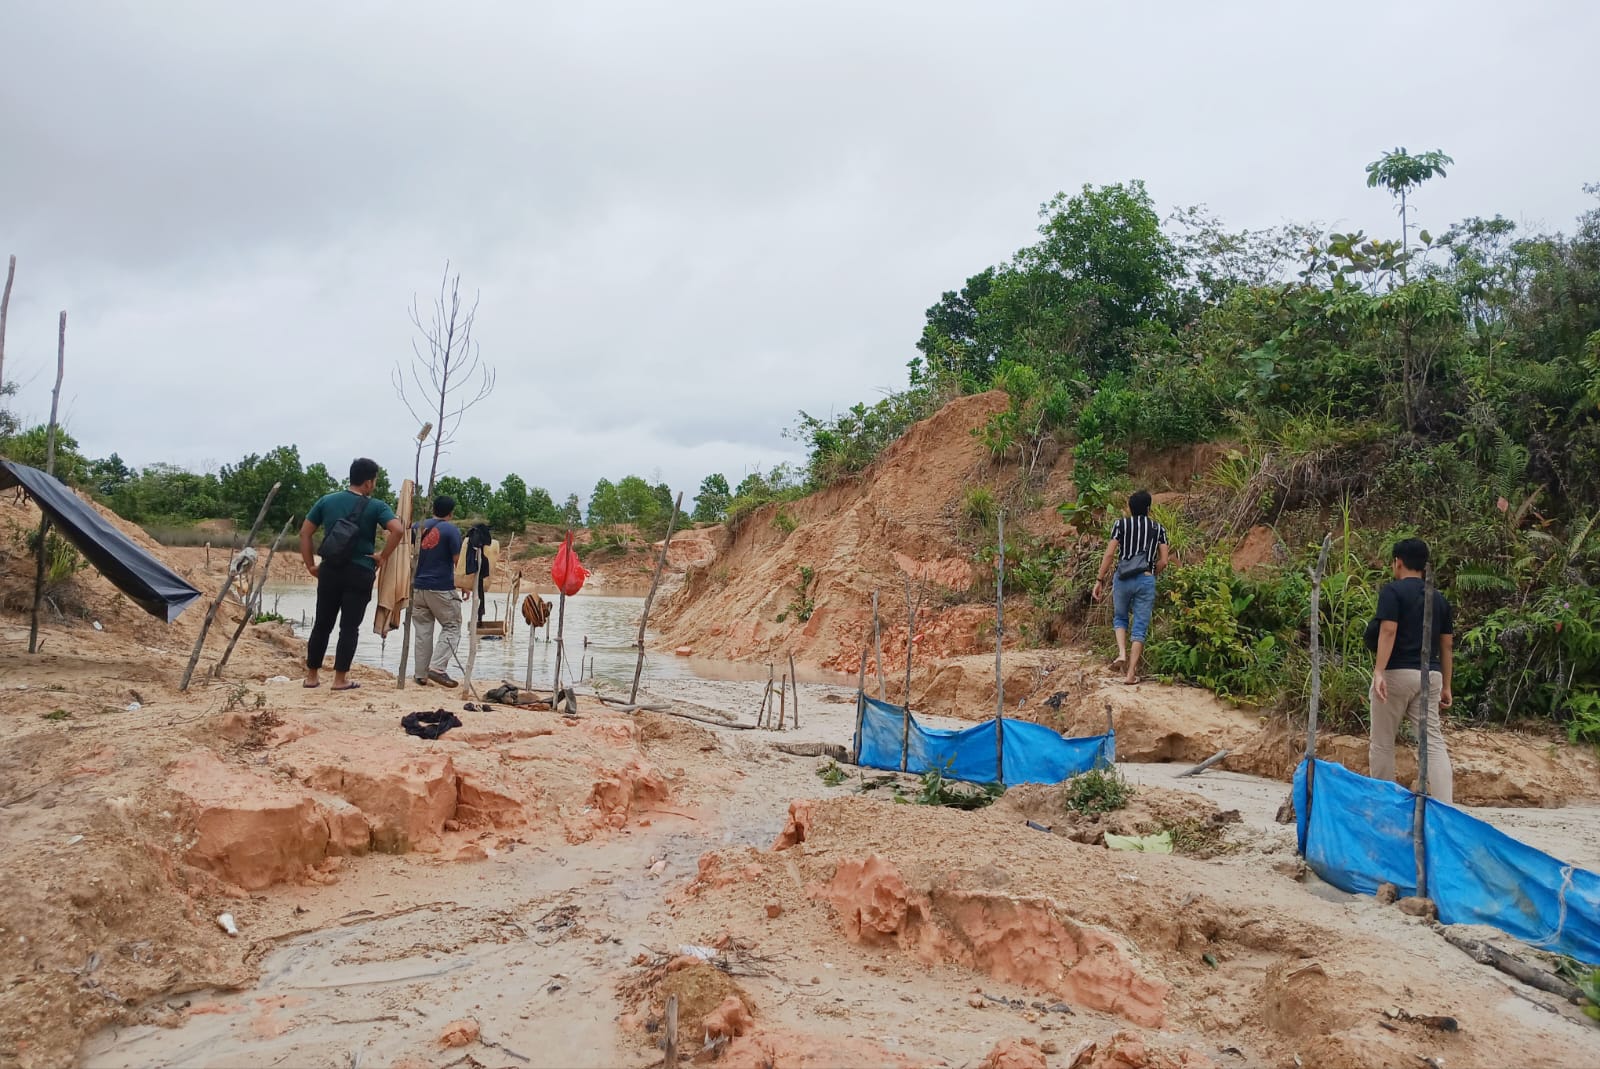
left=551, top=531, right=588, bottom=597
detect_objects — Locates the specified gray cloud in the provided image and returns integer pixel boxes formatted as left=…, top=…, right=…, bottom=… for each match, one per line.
left=3, top=0, right=1597, bottom=506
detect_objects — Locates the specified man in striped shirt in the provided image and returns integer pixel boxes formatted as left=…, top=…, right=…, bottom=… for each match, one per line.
left=1091, top=490, right=1169, bottom=685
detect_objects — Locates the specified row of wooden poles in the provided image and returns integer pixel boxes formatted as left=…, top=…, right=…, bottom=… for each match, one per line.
left=1301, top=532, right=1439, bottom=899
left=850, top=511, right=1010, bottom=778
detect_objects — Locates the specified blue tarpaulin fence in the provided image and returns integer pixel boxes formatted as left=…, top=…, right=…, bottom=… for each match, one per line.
left=855, top=696, right=1114, bottom=787
left=1294, top=757, right=1600, bottom=964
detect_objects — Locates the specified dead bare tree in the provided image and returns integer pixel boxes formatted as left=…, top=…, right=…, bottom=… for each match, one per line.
left=392, top=264, right=494, bottom=690
left=394, top=263, right=495, bottom=499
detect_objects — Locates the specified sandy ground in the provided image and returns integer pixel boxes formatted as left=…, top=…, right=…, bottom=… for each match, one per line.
left=28, top=672, right=1598, bottom=1069
left=8, top=485, right=1600, bottom=1069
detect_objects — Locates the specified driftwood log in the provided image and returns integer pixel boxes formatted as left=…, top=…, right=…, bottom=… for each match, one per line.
left=1440, top=927, right=1581, bottom=1002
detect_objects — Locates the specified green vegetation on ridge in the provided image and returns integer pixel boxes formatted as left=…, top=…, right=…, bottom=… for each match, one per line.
left=789, top=150, right=1600, bottom=740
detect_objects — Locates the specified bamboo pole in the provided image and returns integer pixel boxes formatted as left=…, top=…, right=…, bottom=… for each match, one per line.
left=1414, top=565, right=1437, bottom=899
left=994, top=509, right=1006, bottom=784
left=631, top=491, right=682, bottom=704
left=396, top=425, right=431, bottom=690
left=900, top=575, right=916, bottom=772
left=213, top=515, right=294, bottom=675
left=552, top=591, right=568, bottom=694
left=853, top=648, right=868, bottom=763
left=180, top=483, right=280, bottom=690
left=871, top=589, right=885, bottom=700
left=524, top=594, right=539, bottom=689
left=1300, top=533, right=1333, bottom=855
left=461, top=549, right=484, bottom=698
left=0, top=254, right=14, bottom=391
left=27, top=312, right=66, bottom=656
left=789, top=651, right=800, bottom=729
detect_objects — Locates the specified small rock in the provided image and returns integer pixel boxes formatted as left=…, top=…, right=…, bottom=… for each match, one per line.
left=702, top=995, right=754, bottom=1040
left=443, top=819, right=462, bottom=832
left=1397, top=896, right=1437, bottom=919
left=675, top=646, right=694, bottom=657
left=1272, top=859, right=1307, bottom=881
left=438, top=1018, right=479, bottom=1048
left=1039, top=1041, right=1060, bottom=1055
left=766, top=902, right=783, bottom=919
left=1376, top=882, right=1399, bottom=905
left=967, top=993, right=986, bottom=1009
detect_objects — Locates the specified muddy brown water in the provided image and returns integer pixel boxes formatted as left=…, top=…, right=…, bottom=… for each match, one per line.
left=262, top=586, right=855, bottom=690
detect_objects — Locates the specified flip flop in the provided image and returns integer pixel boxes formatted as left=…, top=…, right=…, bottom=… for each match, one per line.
left=332, top=682, right=362, bottom=692
left=303, top=680, right=321, bottom=689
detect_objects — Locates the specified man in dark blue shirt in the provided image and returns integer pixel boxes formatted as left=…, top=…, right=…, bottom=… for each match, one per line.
left=412, top=495, right=465, bottom=687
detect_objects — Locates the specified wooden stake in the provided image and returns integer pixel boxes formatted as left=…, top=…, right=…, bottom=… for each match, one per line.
left=778, top=672, right=787, bottom=730
left=663, top=994, right=679, bottom=1069
left=631, top=491, right=682, bottom=704
left=213, top=515, right=294, bottom=675
left=27, top=311, right=66, bottom=656
left=462, top=546, right=484, bottom=698
left=524, top=595, right=538, bottom=689
left=900, top=575, right=915, bottom=772
left=789, top=651, right=800, bottom=728
left=180, top=482, right=280, bottom=690
left=871, top=588, right=885, bottom=700
left=1301, top=533, right=1333, bottom=855
left=0, top=254, right=13, bottom=390
left=853, top=648, right=868, bottom=763
left=552, top=590, right=568, bottom=693
left=994, top=509, right=1005, bottom=785
left=1413, top=565, right=1436, bottom=899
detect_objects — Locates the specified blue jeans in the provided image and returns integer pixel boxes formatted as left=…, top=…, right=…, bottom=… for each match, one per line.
left=1112, top=572, right=1156, bottom=643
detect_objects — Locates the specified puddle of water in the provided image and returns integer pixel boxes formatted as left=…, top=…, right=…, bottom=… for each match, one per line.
left=260, top=584, right=858, bottom=689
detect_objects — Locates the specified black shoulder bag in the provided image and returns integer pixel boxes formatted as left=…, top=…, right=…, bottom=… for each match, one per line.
left=318, top=493, right=372, bottom=566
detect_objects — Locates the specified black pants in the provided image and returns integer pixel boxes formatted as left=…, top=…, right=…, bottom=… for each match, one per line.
left=306, top=561, right=375, bottom=673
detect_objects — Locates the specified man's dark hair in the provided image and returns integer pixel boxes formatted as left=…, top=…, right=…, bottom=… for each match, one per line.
left=1128, top=490, right=1152, bottom=518
left=1392, top=537, right=1429, bottom=572
left=349, top=458, right=380, bottom=487
left=432, top=495, right=455, bottom=518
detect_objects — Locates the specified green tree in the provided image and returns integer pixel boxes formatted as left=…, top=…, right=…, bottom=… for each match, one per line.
left=110, top=464, right=224, bottom=522
left=525, top=485, right=562, bottom=525
left=1365, top=147, right=1454, bottom=262
left=586, top=478, right=623, bottom=527
left=87, top=452, right=132, bottom=498
left=434, top=475, right=491, bottom=518
left=488, top=473, right=530, bottom=533
left=692, top=473, right=731, bottom=523
left=559, top=493, right=583, bottom=528
left=3, top=425, right=90, bottom=485
left=219, top=445, right=309, bottom=529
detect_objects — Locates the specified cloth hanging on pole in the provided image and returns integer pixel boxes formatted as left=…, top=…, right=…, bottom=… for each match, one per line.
left=373, top=479, right=414, bottom=636
left=0, top=461, right=201, bottom=622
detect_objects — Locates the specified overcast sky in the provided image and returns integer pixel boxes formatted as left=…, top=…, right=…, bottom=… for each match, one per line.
left=3, top=1, right=1597, bottom=508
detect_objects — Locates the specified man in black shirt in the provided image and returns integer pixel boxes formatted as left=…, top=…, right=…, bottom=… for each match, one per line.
left=1369, top=538, right=1455, bottom=802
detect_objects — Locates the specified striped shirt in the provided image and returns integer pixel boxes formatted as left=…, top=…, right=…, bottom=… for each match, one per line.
left=1110, top=516, right=1168, bottom=570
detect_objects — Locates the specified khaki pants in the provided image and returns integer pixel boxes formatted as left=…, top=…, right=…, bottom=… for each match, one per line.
left=412, top=589, right=462, bottom=677
left=1369, top=669, right=1454, bottom=804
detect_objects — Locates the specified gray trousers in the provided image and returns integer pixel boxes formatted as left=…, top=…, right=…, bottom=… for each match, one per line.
left=412, top=588, right=462, bottom=677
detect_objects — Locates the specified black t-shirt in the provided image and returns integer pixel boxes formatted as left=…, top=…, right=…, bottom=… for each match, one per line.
left=1374, top=577, right=1453, bottom=671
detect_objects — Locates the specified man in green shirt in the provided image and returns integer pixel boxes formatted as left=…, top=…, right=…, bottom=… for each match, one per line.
left=299, top=458, right=404, bottom=691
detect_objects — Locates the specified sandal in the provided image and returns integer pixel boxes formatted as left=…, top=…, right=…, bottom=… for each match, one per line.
left=332, top=681, right=362, bottom=692
left=303, top=680, right=321, bottom=689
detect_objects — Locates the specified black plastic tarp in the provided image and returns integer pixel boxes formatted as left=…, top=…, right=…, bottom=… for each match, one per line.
left=1, top=461, right=202, bottom=622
